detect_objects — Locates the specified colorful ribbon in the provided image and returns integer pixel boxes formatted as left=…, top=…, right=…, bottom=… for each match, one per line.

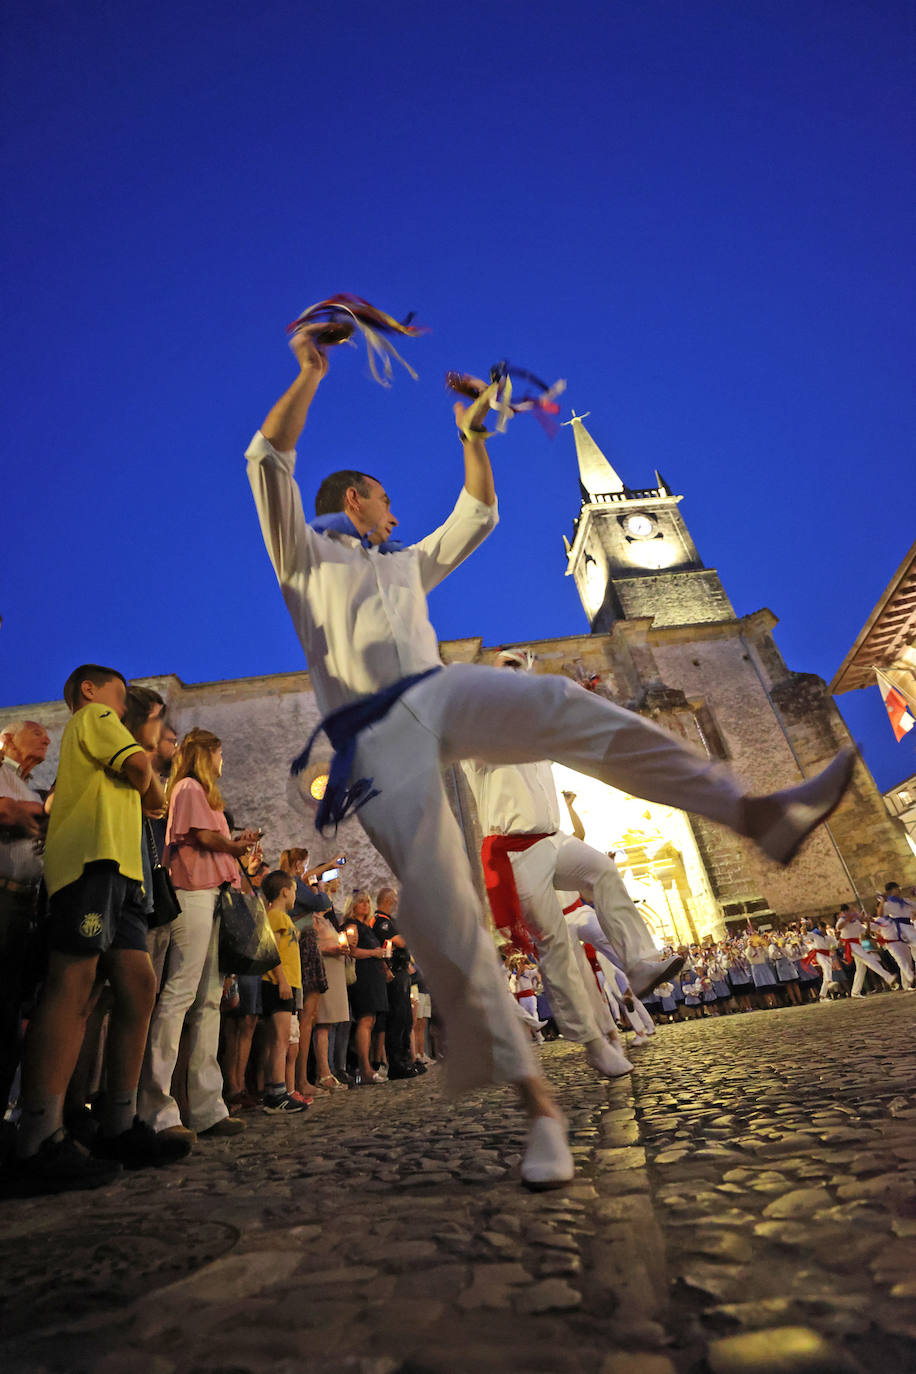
left=288, top=294, right=426, bottom=386
left=446, top=361, right=566, bottom=440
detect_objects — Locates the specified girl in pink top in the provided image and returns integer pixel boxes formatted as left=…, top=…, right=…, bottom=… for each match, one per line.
left=139, top=728, right=260, bottom=1141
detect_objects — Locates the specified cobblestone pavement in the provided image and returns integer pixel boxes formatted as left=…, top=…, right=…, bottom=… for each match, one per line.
left=1, top=996, right=914, bottom=1374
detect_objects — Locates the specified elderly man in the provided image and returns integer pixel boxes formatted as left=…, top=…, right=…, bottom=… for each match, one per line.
left=0, top=720, right=51, bottom=1113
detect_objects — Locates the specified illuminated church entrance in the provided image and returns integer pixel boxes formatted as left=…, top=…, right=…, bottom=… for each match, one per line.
left=551, top=764, right=726, bottom=948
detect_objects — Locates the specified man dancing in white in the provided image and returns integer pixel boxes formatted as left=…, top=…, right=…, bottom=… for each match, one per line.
left=835, top=905, right=898, bottom=998
left=247, top=324, right=855, bottom=1188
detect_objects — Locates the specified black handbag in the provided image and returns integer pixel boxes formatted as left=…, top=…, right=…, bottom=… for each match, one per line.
left=217, top=865, right=281, bottom=976
left=145, top=819, right=182, bottom=930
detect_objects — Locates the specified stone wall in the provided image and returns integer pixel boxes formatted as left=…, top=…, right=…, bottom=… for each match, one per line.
left=5, top=614, right=914, bottom=925
left=616, top=570, right=736, bottom=628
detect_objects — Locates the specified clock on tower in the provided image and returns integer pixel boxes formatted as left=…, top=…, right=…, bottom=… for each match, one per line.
left=561, top=412, right=736, bottom=632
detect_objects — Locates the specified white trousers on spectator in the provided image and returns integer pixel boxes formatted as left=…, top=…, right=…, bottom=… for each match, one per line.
left=851, top=947, right=896, bottom=996
left=508, top=842, right=603, bottom=1046
left=147, top=924, right=171, bottom=994
left=139, top=888, right=228, bottom=1133
left=552, top=836, right=657, bottom=971
left=880, top=941, right=914, bottom=988
left=353, top=663, right=746, bottom=1094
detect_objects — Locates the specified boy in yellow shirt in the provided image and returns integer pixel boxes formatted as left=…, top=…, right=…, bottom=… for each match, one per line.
left=260, top=870, right=307, bottom=1114
left=12, top=664, right=185, bottom=1194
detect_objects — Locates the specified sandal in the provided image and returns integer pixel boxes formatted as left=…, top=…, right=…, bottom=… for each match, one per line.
left=317, top=1075, right=342, bottom=1092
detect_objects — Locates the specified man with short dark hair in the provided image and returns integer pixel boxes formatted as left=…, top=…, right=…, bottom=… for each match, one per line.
left=246, top=323, right=856, bottom=1189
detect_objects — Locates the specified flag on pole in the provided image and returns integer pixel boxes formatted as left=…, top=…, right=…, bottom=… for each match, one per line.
left=875, top=669, right=916, bottom=743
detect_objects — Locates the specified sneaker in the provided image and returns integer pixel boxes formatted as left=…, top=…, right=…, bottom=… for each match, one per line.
left=750, top=747, right=856, bottom=866
left=263, top=1092, right=306, bottom=1114
left=629, top=955, right=685, bottom=1000
left=198, top=1116, right=246, bottom=1137
left=287, top=1091, right=313, bottom=1107
left=9, top=1130, right=122, bottom=1196
left=521, top=1115, right=574, bottom=1191
left=584, top=1040, right=633, bottom=1079
left=92, top=1116, right=192, bottom=1169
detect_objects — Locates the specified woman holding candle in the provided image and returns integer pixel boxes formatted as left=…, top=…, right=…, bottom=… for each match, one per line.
left=343, top=890, right=388, bottom=1085
left=313, top=909, right=351, bottom=1090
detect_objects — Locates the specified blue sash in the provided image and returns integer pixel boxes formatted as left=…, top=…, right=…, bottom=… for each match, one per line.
left=309, top=511, right=403, bottom=553
left=291, top=668, right=441, bottom=834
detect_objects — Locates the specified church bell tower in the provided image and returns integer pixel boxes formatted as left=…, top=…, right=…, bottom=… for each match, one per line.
left=563, top=412, right=735, bottom=632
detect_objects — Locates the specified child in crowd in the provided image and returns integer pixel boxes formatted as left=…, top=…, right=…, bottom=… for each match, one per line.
left=260, top=870, right=308, bottom=1114
left=13, top=664, right=188, bottom=1193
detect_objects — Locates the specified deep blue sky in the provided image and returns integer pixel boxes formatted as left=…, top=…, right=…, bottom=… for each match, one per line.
left=2, top=1, right=914, bottom=789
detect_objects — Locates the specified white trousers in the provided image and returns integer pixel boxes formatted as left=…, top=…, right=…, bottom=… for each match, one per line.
left=508, top=842, right=603, bottom=1046
left=815, top=953, right=835, bottom=996
left=879, top=941, right=914, bottom=988
left=850, top=946, right=896, bottom=995
left=139, top=888, right=228, bottom=1133
left=567, top=903, right=628, bottom=973
left=353, top=662, right=747, bottom=1093
left=553, top=836, right=657, bottom=971
left=595, top=949, right=653, bottom=1033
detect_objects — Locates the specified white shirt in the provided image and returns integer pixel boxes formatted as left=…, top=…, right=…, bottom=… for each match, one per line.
left=246, top=431, right=498, bottom=714
left=462, top=759, right=561, bottom=837
left=0, top=754, right=44, bottom=884
left=873, top=914, right=906, bottom=943
left=836, top=916, right=866, bottom=941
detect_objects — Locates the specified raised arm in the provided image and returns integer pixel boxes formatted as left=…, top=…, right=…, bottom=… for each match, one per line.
left=247, top=328, right=331, bottom=590
left=260, top=326, right=329, bottom=452
left=561, top=790, right=586, bottom=841
left=453, top=382, right=495, bottom=506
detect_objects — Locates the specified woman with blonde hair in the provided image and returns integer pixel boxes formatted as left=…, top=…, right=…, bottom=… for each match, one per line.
left=140, top=728, right=260, bottom=1142
left=342, top=889, right=389, bottom=1085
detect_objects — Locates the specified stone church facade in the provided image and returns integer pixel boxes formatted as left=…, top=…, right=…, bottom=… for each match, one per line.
left=5, top=416, right=914, bottom=941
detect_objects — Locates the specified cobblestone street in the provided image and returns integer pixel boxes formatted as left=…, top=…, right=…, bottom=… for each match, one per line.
left=2, top=996, right=915, bottom=1374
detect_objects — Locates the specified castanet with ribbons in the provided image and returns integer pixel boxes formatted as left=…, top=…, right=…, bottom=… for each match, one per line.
left=287, top=293, right=427, bottom=385
left=446, top=360, right=566, bottom=440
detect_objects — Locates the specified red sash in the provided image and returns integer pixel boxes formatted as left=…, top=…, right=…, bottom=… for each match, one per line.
left=480, top=833, right=553, bottom=959
left=841, top=936, right=861, bottom=962
left=563, top=897, right=584, bottom=916
left=514, top=987, right=537, bottom=1002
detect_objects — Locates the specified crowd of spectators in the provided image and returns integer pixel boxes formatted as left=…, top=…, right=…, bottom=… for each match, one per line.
left=2, top=664, right=912, bottom=1197
left=0, top=667, right=437, bottom=1196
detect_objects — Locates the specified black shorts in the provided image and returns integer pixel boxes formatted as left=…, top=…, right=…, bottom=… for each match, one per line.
left=233, top=973, right=264, bottom=1017
left=261, top=981, right=296, bottom=1017
left=48, top=861, right=148, bottom=957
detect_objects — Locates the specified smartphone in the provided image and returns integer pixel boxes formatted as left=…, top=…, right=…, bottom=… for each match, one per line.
left=323, top=867, right=339, bottom=881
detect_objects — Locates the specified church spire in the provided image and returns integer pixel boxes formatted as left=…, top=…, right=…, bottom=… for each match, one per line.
left=562, top=411, right=625, bottom=503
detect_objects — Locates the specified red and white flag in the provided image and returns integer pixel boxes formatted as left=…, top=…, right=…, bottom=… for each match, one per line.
left=876, top=669, right=916, bottom=743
